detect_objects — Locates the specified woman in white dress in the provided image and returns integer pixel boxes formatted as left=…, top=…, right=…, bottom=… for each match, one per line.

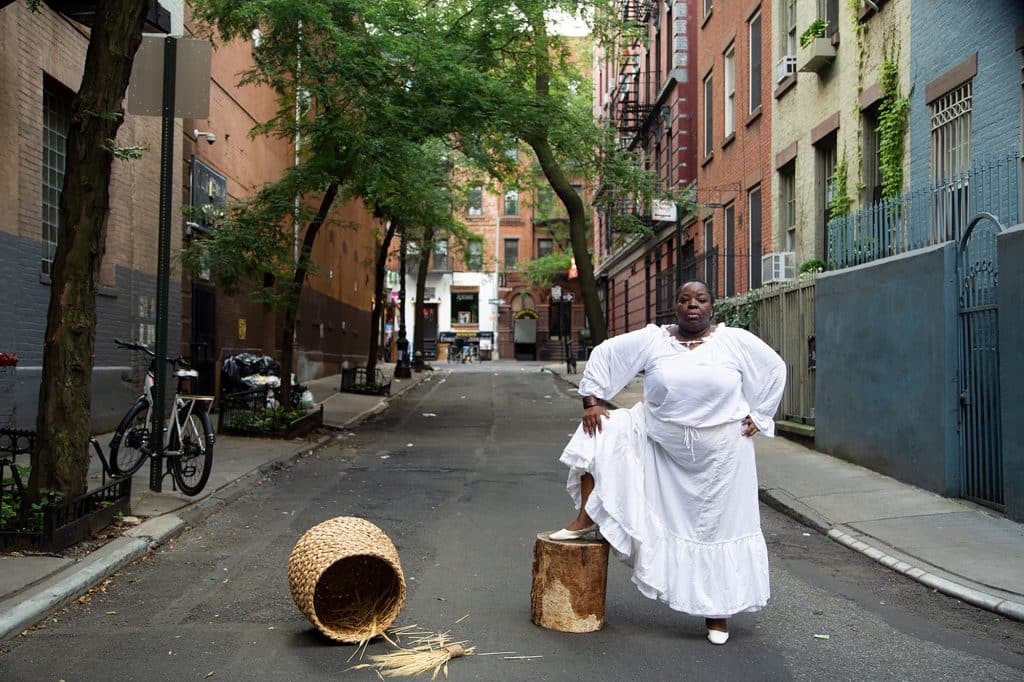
left=550, top=280, right=786, bottom=645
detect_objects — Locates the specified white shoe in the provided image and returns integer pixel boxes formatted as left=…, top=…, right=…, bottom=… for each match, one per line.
left=707, top=629, right=729, bottom=645
left=549, top=524, right=599, bottom=541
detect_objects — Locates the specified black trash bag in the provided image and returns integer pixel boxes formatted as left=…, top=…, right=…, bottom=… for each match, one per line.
left=221, top=353, right=282, bottom=394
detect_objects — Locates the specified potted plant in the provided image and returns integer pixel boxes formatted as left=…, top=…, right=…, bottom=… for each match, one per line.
left=798, top=19, right=836, bottom=73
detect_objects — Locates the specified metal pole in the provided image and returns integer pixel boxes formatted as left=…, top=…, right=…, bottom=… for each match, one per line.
left=150, top=36, right=177, bottom=493
left=674, top=207, right=683, bottom=290
left=494, top=212, right=500, bottom=359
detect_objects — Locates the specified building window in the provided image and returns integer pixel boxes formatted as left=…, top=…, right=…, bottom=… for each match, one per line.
left=749, top=186, right=763, bottom=288
left=467, top=240, right=483, bottom=270
left=703, top=216, right=714, bottom=287
left=779, top=163, right=796, bottom=252
left=451, top=291, right=479, bottom=325
left=931, top=81, right=972, bottom=239
left=724, top=203, right=735, bottom=296
left=468, top=185, right=483, bottom=216
left=749, top=11, right=762, bottom=112
left=432, top=238, right=450, bottom=271
left=537, top=238, right=553, bottom=258
left=817, top=134, right=837, bottom=261
left=41, top=77, right=72, bottom=276
left=504, top=188, right=519, bottom=216
left=704, top=0, right=712, bottom=17
left=862, top=104, right=883, bottom=203
left=504, top=238, right=519, bottom=270
left=703, top=73, right=714, bottom=156
left=819, top=0, right=839, bottom=37
left=724, top=47, right=735, bottom=137
left=783, top=0, right=797, bottom=58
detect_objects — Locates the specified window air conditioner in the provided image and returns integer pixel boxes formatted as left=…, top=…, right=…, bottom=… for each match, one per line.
left=775, top=55, right=797, bottom=84
left=761, top=252, right=796, bottom=284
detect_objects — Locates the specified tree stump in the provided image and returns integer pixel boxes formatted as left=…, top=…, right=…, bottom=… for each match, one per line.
left=530, top=531, right=610, bottom=632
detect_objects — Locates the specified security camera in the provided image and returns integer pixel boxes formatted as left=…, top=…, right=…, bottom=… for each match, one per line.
left=193, top=129, right=216, bottom=145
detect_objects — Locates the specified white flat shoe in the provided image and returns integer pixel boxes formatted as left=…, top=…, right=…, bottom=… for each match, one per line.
left=707, top=629, right=729, bottom=645
left=549, top=524, right=599, bottom=541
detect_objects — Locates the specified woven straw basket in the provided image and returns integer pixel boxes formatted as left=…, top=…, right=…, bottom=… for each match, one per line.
left=288, top=516, right=406, bottom=643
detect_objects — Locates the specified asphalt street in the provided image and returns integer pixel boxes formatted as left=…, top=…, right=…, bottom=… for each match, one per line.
left=1, top=366, right=1021, bottom=681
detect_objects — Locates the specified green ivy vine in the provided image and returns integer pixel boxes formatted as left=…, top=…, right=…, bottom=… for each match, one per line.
left=877, top=41, right=909, bottom=198
left=828, top=152, right=852, bottom=219
left=848, top=0, right=867, bottom=193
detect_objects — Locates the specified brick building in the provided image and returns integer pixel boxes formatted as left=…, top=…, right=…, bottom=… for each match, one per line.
left=593, top=0, right=699, bottom=337
left=695, top=0, right=772, bottom=297
left=0, top=2, right=379, bottom=430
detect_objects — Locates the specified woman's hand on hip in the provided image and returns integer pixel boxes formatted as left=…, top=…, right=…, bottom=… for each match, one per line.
left=583, top=405, right=610, bottom=437
left=741, top=416, right=759, bottom=437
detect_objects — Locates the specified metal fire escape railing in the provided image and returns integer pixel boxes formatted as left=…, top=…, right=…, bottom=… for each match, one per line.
left=620, top=0, right=656, bottom=25
left=611, top=55, right=654, bottom=142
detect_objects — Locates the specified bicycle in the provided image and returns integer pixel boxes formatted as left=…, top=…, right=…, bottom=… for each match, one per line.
left=108, top=339, right=215, bottom=496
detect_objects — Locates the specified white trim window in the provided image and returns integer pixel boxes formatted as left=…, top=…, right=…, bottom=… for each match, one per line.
left=780, top=163, right=797, bottom=252
left=703, top=73, right=714, bottom=156
left=783, top=0, right=797, bottom=59
left=724, top=46, right=735, bottom=137
left=749, top=11, right=762, bottom=112
left=504, top=188, right=519, bottom=216
left=468, top=185, right=483, bottom=216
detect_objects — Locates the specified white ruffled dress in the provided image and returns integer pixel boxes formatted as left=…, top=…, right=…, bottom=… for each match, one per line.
left=560, top=323, right=786, bottom=618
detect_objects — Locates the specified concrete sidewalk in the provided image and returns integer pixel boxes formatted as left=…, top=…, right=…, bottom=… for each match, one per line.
left=542, top=361, right=1024, bottom=622
left=0, top=363, right=431, bottom=642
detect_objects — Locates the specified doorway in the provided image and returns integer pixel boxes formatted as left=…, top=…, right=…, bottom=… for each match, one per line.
left=191, top=284, right=217, bottom=396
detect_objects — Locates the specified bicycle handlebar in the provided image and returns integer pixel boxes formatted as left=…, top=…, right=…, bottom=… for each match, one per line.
left=114, top=339, right=191, bottom=369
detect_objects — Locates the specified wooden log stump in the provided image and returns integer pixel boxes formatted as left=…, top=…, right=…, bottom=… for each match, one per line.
left=530, top=531, right=610, bottom=632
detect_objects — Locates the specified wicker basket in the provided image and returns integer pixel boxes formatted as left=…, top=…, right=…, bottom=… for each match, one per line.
left=288, top=516, right=407, bottom=643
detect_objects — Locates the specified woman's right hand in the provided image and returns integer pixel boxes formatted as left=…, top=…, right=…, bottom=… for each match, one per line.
left=582, top=405, right=610, bottom=437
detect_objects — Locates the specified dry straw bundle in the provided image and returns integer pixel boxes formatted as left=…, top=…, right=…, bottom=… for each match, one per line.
left=350, top=628, right=475, bottom=680
left=288, top=516, right=406, bottom=643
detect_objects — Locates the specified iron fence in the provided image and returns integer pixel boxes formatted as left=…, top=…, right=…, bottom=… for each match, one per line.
left=828, top=150, right=1021, bottom=269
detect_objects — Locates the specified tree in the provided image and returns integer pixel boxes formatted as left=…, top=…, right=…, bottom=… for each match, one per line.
left=190, top=0, right=500, bottom=401
left=31, top=0, right=153, bottom=499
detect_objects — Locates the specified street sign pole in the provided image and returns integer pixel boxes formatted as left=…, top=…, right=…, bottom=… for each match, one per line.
left=149, top=36, right=177, bottom=493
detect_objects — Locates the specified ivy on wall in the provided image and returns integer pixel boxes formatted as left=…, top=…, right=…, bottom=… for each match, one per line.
left=828, top=152, right=852, bottom=219
left=877, top=40, right=909, bottom=199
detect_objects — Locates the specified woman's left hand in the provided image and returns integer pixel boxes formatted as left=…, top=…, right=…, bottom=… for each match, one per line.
left=741, top=416, right=759, bottom=437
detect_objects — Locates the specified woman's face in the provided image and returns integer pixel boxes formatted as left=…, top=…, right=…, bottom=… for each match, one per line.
left=676, top=282, right=714, bottom=333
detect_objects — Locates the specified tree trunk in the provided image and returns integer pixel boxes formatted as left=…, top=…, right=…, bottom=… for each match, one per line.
left=412, top=224, right=435, bottom=361
left=31, top=0, right=150, bottom=500
left=279, top=182, right=339, bottom=409
left=522, top=16, right=607, bottom=344
left=366, top=220, right=398, bottom=376
left=530, top=531, right=609, bottom=632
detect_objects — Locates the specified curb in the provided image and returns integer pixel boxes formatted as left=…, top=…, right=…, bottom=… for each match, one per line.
left=825, top=527, right=1024, bottom=622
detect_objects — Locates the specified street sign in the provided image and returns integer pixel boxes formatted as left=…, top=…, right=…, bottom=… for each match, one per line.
left=489, top=298, right=504, bottom=305
left=127, top=36, right=212, bottom=118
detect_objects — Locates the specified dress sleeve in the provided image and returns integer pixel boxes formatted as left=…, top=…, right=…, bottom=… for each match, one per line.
left=732, top=328, right=787, bottom=437
left=577, top=325, right=660, bottom=401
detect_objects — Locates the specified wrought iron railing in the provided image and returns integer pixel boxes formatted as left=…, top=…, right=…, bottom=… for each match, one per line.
left=827, top=150, right=1021, bottom=269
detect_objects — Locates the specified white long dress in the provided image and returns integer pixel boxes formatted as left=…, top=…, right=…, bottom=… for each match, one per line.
left=560, top=323, right=786, bottom=617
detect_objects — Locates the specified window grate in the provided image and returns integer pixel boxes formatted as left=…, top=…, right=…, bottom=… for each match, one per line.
left=41, top=81, right=71, bottom=276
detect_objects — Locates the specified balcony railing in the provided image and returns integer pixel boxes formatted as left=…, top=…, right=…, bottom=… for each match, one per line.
left=827, top=150, right=1021, bottom=269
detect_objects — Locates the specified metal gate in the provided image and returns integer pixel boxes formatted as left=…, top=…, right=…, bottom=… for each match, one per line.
left=957, top=212, right=1004, bottom=509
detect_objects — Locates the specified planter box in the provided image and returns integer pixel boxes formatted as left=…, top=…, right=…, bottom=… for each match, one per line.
left=799, top=37, right=836, bottom=73
left=1, top=428, right=132, bottom=552
left=339, top=367, right=391, bottom=397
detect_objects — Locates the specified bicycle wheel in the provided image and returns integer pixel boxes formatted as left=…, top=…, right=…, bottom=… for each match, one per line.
left=108, top=400, right=151, bottom=477
left=170, top=410, right=214, bottom=496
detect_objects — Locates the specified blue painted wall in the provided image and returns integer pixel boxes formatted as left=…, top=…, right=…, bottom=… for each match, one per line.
left=909, top=2, right=1024, bottom=187
left=0, top=231, right=181, bottom=433
left=815, top=243, right=959, bottom=495
left=998, top=224, right=1024, bottom=522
